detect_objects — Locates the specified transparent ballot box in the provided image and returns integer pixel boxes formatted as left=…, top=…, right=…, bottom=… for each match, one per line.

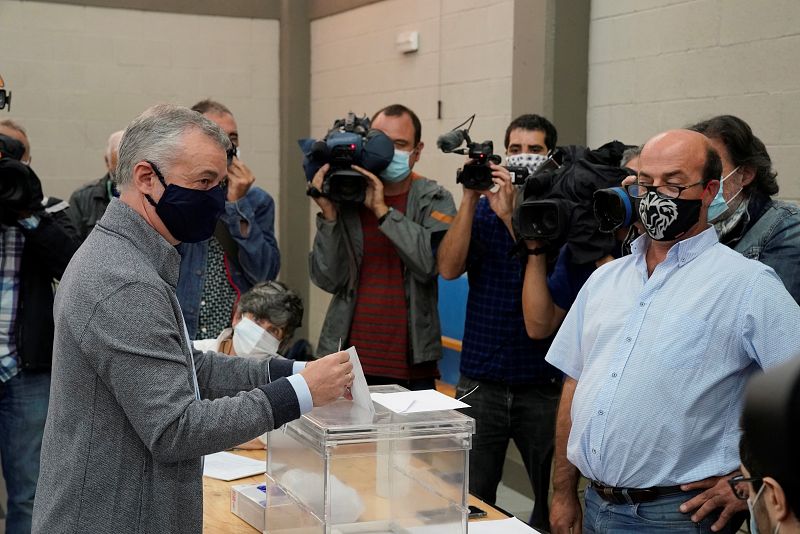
left=264, top=385, right=475, bottom=534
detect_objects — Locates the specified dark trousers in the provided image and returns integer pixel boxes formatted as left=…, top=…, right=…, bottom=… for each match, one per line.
left=456, top=376, right=561, bottom=532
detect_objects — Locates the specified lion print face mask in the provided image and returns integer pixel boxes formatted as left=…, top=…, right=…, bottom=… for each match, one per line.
left=638, top=192, right=702, bottom=241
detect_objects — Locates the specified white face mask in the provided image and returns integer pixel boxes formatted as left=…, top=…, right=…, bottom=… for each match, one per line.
left=232, top=317, right=281, bottom=358
left=506, top=153, right=548, bottom=175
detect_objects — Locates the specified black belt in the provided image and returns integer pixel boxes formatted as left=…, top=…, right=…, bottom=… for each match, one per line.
left=590, top=481, right=684, bottom=505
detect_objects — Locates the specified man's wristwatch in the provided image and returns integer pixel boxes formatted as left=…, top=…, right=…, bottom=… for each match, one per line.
left=378, top=206, right=394, bottom=225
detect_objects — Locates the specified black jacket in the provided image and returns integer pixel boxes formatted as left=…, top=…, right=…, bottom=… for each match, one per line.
left=68, top=174, right=112, bottom=241
left=15, top=200, right=80, bottom=371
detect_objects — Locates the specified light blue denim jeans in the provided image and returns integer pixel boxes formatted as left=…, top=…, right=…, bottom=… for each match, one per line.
left=0, top=371, right=50, bottom=534
left=583, top=484, right=739, bottom=534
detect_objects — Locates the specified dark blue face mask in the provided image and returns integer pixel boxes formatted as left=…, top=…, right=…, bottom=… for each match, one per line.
left=144, top=160, right=226, bottom=243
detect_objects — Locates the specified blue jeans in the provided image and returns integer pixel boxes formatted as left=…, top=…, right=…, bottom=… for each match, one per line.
left=0, top=371, right=50, bottom=534
left=456, top=377, right=560, bottom=532
left=583, top=485, right=738, bottom=534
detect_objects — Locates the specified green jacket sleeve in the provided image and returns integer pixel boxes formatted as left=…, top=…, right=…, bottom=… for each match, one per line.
left=309, top=212, right=352, bottom=293
left=379, top=185, right=456, bottom=281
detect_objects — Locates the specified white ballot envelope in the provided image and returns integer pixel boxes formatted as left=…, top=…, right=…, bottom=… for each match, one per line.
left=203, top=451, right=265, bottom=481
left=371, top=389, right=470, bottom=414
left=346, top=346, right=376, bottom=419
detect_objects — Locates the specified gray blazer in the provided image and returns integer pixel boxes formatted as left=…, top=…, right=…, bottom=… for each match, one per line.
left=33, top=199, right=300, bottom=534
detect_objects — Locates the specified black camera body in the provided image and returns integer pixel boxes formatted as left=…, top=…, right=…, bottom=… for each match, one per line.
left=456, top=140, right=503, bottom=190
left=593, top=186, right=639, bottom=233
left=1, top=134, right=44, bottom=222
left=438, top=119, right=533, bottom=190
left=299, top=113, right=394, bottom=204
left=513, top=142, right=633, bottom=264
left=506, top=165, right=531, bottom=186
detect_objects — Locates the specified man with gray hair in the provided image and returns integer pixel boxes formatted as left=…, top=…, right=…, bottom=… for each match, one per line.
left=32, top=104, right=354, bottom=534
left=68, top=129, right=124, bottom=241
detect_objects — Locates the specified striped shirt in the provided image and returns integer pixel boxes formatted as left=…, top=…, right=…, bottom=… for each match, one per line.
left=0, top=225, right=24, bottom=383
left=350, top=191, right=437, bottom=380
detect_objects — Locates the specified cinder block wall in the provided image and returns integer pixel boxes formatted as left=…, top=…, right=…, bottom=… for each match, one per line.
left=0, top=1, right=280, bottom=208
left=307, top=0, right=515, bottom=345
left=586, top=0, right=800, bottom=203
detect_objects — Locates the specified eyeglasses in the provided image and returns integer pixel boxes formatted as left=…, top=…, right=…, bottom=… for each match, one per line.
left=627, top=181, right=705, bottom=200
left=727, top=474, right=764, bottom=500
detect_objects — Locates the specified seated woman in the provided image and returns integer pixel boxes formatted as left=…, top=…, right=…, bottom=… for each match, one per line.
left=194, top=280, right=303, bottom=359
left=193, top=280, right=305, bottom=449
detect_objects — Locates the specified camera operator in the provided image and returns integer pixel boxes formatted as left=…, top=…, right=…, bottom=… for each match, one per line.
left=177, top=99, right=280, bottom=340
left=309, top=104, right=456, bottom=390
left=437, top=114, right=581, bottom=530
left=0, top=120, right=77, bottom=236
left=68, top=129, right=124, bottom=241
left=1, top=137, right=80, bottom=533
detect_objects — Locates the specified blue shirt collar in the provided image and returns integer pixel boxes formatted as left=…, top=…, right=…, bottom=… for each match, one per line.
left=631, top=225, right=719, bottom=269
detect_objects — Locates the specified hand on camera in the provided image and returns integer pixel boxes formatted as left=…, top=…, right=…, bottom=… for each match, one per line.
left=226, top=156, right=256, bottom=202
left=299, top=351, right=354, bottom=406
left=353, top=165, right=389, bottom=220
left=485, top=163, right=515, bottom=224
left=309, top=164, right=337, bottom=220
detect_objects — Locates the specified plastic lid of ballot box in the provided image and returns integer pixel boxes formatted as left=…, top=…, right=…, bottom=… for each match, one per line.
left=265, top=384, right=476, bottom=534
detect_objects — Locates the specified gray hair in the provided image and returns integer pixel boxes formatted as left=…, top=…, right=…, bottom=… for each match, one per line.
left=621, top=145, right=642, bottom=168
left=115, top=104, right=231, bottom=188
left=237, top=281, right=304, bottom=341
left=105, top=130, right=124, bottom=161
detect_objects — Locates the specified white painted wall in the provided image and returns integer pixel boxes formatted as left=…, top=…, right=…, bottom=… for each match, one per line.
left=587, top=0, right=800, bottom=201
left=307, top=0, right=516, bottom=345
left=0, top=1, right=280, bottom=206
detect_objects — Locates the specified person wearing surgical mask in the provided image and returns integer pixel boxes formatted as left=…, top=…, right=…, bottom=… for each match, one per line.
left=733, top=463, right=800, bottom=534
left=193, top=281, right=305, bottom=449
left=732, top=356, right=800, bottom=534
left=309, top=104, right=456, bottom=390
left=690, top=115, right=800, bottom=303
left=193, top=280, right=303, bottom=360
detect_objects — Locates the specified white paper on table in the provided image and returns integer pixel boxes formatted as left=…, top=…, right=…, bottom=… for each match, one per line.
left=468, top=517, right=544, bottom=533
left=202, top=451, right=265, bottom=481
left=346, top=346, right=376, bottom=419
left=370, top=389, right=470, bottom=414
